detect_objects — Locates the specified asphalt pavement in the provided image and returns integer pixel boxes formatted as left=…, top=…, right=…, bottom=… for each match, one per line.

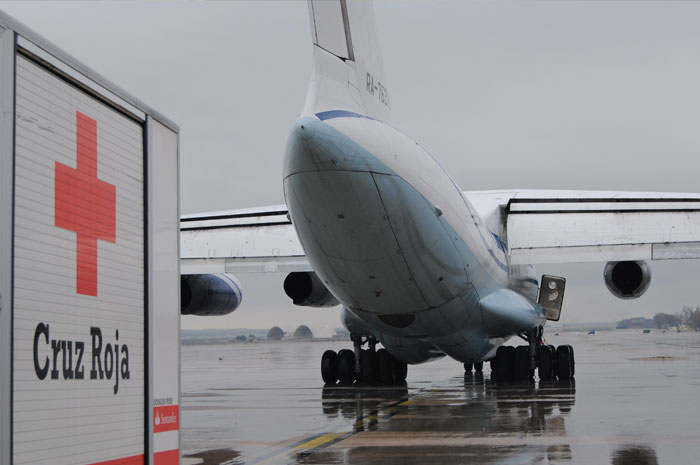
left=181, top=330, right=700, bottom=464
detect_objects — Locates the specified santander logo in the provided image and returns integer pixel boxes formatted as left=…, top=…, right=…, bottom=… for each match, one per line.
left=153, top=405, right=179, bottom=433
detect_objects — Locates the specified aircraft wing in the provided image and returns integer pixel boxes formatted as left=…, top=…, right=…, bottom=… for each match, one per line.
left=464, top=189, right=700, bottom=265
left=180, top=205, right=310, bottom=274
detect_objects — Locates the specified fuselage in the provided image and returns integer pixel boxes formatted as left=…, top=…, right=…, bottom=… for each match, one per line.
left=283, top=111, right=545, bottom=364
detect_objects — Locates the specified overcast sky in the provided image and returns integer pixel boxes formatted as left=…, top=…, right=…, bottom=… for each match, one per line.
left=1, top=1, right=699, bottom=335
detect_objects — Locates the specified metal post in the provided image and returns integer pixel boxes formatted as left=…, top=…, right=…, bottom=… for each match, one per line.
left=352, top=333, right=362, bottom=375
left=0, top=25, right=15, bottom=465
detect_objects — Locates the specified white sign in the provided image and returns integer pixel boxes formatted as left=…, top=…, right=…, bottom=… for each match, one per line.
left=13, top=55, right=145, bottom=465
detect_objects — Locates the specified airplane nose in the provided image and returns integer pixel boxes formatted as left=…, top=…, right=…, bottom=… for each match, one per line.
left=283, top=116, right=392, bottom=179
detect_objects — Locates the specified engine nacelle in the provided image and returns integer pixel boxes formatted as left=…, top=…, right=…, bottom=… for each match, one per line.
left=603, top=260, right=652, bottom=300
left=283, top=272, right=340, bottom=307
left=181, top=273, right=242, bottom=316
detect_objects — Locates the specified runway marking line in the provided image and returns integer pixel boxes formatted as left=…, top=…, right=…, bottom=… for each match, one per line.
left=294, top=432, right=343, bottom=450
left=290, top=389, right=438, bottom=459
left=246, top=388, right=441, bottom=465
left=253, top=389, right=435, bottom=464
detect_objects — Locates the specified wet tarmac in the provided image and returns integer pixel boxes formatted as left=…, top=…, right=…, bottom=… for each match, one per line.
left=181, top=330, right=700, bottom=464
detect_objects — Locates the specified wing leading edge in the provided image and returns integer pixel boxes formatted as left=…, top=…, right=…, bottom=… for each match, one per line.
left=464, top=189, right=700, bottom=265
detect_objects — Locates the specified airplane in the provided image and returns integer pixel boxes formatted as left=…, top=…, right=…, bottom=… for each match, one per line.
left=180, top=0, right=700, bottom=384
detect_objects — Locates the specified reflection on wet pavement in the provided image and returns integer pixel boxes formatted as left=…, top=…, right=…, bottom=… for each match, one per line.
left=181, top=331, right=700, bottom=464
left=301, top=376, right=576, bottom=464
left=183, top=448, right=241, bottom=465
left=611, top=445, right=659, bottom=465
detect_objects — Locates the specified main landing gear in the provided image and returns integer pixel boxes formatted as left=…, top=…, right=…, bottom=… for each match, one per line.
left=463, top=361, right=484, bottom=373
left=321, top=334, right=408, bottom=386
left=485, top=326, right=575, bottom=382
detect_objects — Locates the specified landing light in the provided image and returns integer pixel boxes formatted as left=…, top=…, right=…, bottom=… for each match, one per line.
left=539, top=275, right=566, bottom=321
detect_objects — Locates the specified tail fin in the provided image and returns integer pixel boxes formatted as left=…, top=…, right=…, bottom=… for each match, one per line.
left=304, top=0, right=391, bottom=123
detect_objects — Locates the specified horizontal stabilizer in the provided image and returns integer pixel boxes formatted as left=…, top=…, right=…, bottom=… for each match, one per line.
left=507, top=196, right=700, bottom=264
left=464, top=189, right=700, bottom=265
left=180, top=205, right=310, bottom=274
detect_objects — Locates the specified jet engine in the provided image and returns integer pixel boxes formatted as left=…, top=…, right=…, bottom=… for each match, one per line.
left=603, top=260, right=652, bottom=300
left=181, top=273, right=242, bottom=316
left=283, top=271, right=340, bottom=307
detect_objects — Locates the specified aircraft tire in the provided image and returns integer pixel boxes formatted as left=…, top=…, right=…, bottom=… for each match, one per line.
left=514, top=346, right=531, bottom=381
left=537, top=345, right=555, bottom=380
left=338, top=349, right=356, bottom=385
left=392, top=357, right=408, bottom=382
left=567, top=345, right=575, bottom=377
left=506, top=346, right=516, bottom=379
left=495, top=346, right=514, bottom=381
left=376, top=348, right=393, bottom=385
left=464, top=362, right=473, bottom=372
left=548, top=345, right=558, bottom=378
left=556, top=345, right=575, bottom=380
left=360, top=349, right=376, bottom=384
left=321, top=350, right=339, bottom=385
left=474, top=361, right=483, bottom=372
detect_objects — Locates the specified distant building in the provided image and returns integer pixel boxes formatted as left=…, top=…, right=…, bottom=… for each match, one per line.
left=267, top=326, right=284, bottom=340
left=293, top=325, right=314, bottom=340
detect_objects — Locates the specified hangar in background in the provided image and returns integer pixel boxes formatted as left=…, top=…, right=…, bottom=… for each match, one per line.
left=0, top=10, right=180, bottom=465
left=294, top=325, right=314, bottom=340
left=267, top=326, right=285, bottom=340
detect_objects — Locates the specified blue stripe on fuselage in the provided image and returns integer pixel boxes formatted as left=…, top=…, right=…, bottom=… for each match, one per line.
left=316, top=110, right=376, bottom=121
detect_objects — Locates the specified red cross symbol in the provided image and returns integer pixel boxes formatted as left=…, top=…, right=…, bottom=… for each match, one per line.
left=55, top=111, right=116, bottom=296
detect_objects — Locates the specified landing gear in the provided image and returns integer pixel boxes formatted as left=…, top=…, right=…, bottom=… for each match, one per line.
left=555, top=345, right=575, bottom=380
left=493, top=345, right=515, bottom=381
left=489, top=327, right=575, bottom=382
left=321, top=334, right=408, bottom=386
left=392, top=357, right=408, bottom=382
left=338, top=349, right=356, bottom=384
left=537, top=345, right=556, bottom=380
left=514, top=346, right=533, bottom=380
left=360, top=348, right=376, bottom=383
left=321, top=350, right=339, bottom=385
left=376, top=348, right=393, bottom=384
left=464, top=361, right=485, bottom=373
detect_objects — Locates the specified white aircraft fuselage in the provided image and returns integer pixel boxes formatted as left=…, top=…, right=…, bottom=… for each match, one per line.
left=283, top=111, right=546, bottom=364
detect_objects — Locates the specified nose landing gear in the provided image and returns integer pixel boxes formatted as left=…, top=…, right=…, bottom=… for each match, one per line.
left=321, top=334, right=408, bottom=386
